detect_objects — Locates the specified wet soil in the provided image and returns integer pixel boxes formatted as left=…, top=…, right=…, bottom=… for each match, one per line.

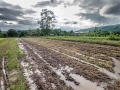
left=19, top=38, right=120, bottom=90
left=22, top=38, right=120, bottom=72
left=0, top=40, right=10, bottom=90
left=19, top=40, right=73, bottom=90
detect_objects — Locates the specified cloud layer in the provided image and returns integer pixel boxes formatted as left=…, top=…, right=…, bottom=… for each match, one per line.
left=0, top=0, right=120, bottom=31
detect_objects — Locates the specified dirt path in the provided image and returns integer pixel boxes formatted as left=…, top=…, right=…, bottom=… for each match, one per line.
left=18, top=38, right=120, bottom=90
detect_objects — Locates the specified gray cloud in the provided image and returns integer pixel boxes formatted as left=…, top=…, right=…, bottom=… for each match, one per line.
left=0, top=15, right=18, bottom=21
left=76, top=13, right=109, bottom=23
left=33, top=1, right=50, bottom=7
left=73, top=0, right=120, bottom=26
left=25, top=9, right=36, bottom=14
left=32, top=0, right=62, bottom=7
left=0, top=0, right=38, bottom=31
left=0, top=8, right=23, bottom=16
left=0, top=7, right=24, bottom=21
left=0, top=0, right=36, bottom=22
left=64, top=21, right=78, bottom=24
left=100, top=3, right=120, bottom=17
left=0, top=0, right=22, bottom=9
left=18, top=20, right=37, bottom=25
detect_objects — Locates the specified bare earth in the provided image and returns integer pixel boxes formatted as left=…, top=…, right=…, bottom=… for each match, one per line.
left=18, top=38, right=120, bottom=90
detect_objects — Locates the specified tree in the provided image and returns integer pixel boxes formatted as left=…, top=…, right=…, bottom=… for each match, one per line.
left=38, top=9, right=56, bottom=35
left=0, top=29, right=3, bottom=37
left=7, top=29, right=18, bottom=37
left=19, top=30, right=25, bottom=37
left=36, top=28, right=41, bottom=36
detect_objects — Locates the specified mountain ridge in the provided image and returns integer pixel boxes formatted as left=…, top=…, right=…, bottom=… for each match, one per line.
left=76, top=24, right=120, bottom=32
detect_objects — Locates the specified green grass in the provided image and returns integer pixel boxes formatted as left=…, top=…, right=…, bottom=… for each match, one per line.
left=5, top=38, right=26, bottom=90
left=43, top=36, right=120, bottom=46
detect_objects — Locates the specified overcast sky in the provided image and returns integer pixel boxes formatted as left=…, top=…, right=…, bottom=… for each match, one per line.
left=0, top=0, right=120, bottom=31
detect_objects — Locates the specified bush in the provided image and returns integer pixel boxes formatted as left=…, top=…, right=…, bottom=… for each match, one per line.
left=109, top=32, right=120, bottom=40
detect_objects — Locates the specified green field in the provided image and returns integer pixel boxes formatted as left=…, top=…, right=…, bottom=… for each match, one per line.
left=44, top=36, right=120, bottom=46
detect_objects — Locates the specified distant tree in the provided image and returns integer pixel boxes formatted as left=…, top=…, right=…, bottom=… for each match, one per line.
left=38, top=9, right=56, bottom=35
left=0, top=29, right=3, bottom=37
left=0, top=29, right=1, bottom=33
left=36, top=28, right=41, bottom=36
left=19, top=30, right=25, bottom=37
left=3, top=32, right=8, bottom=37
left=7, top=29, right=18, bottom=37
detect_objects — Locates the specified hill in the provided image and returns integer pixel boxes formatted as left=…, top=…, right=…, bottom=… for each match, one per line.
left=77, top=24, right=120, bottom=32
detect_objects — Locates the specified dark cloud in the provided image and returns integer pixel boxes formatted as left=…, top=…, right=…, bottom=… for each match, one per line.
left=25, top=9, right=36, bottom=14
left=64, top=22, right=70, bottom=24
left=33, top=1, right=50, bottom=7
left=75, top=12, right=120, bottom=25
left=0, top=7, right=24, bottom=21
left=76, top=13, right=108, bottom=23
left=0, top=8, right=23, bottom=16
left=100, top=3, right=120, bottom=17
left=32, top=0, right=62, bottom=7
left=18, top=20, right=37, bottom=25
left=64, top=21, right=78, bottom=24
left=0, top=15, right=18, bottom=21
left=0, top=0, right=22, bottom=9
left=0, top=0, right=36, bottom=22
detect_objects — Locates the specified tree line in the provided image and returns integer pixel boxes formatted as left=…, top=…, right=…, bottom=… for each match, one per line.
left=0, top=28, right=74, bottom=37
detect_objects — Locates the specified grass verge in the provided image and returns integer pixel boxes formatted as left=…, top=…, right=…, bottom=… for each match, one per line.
left=6, top=38, right=26, bottom=90
left=44, top=36, right=120, bottom=46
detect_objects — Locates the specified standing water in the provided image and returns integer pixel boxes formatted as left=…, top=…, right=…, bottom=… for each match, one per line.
left=112, top=57, right=120, bottom=77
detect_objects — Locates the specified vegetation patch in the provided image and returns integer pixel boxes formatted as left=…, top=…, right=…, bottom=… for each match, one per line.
left=44, top=36, right=120, bottom=46
left=5, top=38, right=26, bottom=90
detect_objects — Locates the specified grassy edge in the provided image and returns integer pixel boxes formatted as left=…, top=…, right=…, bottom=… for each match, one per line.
left=6, top=38, right=26, bottom=90
left=43, top=36, right=120, bottom=46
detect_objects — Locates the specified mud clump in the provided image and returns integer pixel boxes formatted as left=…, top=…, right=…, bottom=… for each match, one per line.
left=104, top=80, right=120, bottom=90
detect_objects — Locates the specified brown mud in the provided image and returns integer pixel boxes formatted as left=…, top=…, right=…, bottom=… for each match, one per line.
left=13, top=38, right=115, bottom=90
left=24, top=38, right=120, bottom=73
left=19, top=38, right=120, bottom=90
left=0, top=40, right=10, bottom=90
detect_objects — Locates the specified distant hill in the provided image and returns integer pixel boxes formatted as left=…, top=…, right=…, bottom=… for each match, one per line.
left=76, top=24, right=120, bottom=32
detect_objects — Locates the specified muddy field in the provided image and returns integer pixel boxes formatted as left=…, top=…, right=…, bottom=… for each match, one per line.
left=18, top=38, right=120, bottom=90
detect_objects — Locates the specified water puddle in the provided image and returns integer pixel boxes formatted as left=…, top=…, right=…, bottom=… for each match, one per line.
left=19, top=39, right=120, bottom=90
left=28, top=45, right=104, bottom=90
left=51, top=67, right=104, bottom=90
left=61, top=66, right=73, bottom=72
left=21, top=61, right=29, bottom=67
left=1, top=78, right=5, bottom=90
left=18, top=40, right=48, bottom=89
left=70, top=74, right=104, bottom=90
left=23, top=68, right=37, bottom=90
left=21, top=59, right=37, bottom=90
left=51, top=83, right=56, bottom=89
left=51, top=67, right=80, bottom=89
left=2, top=57, right=7, bottom=82
left=2, top=57, right=7, bottom=90
left=18, top=40, right=37, bottom=90
left=112, top=57, right=120, bottom=76
left=60, top=65, right=104, bottom=90
left=51, top=49, right=120, bottom=80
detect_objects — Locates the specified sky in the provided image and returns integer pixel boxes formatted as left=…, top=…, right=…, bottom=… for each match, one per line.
left=0, top=0, right=120, bottom=31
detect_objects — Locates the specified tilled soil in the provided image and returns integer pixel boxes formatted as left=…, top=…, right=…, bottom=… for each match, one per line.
left=20, top=40, right=73, bottom=90
left=18, top=38, right=120, bottom=90
left=23, top=38, right=120, bottom=72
